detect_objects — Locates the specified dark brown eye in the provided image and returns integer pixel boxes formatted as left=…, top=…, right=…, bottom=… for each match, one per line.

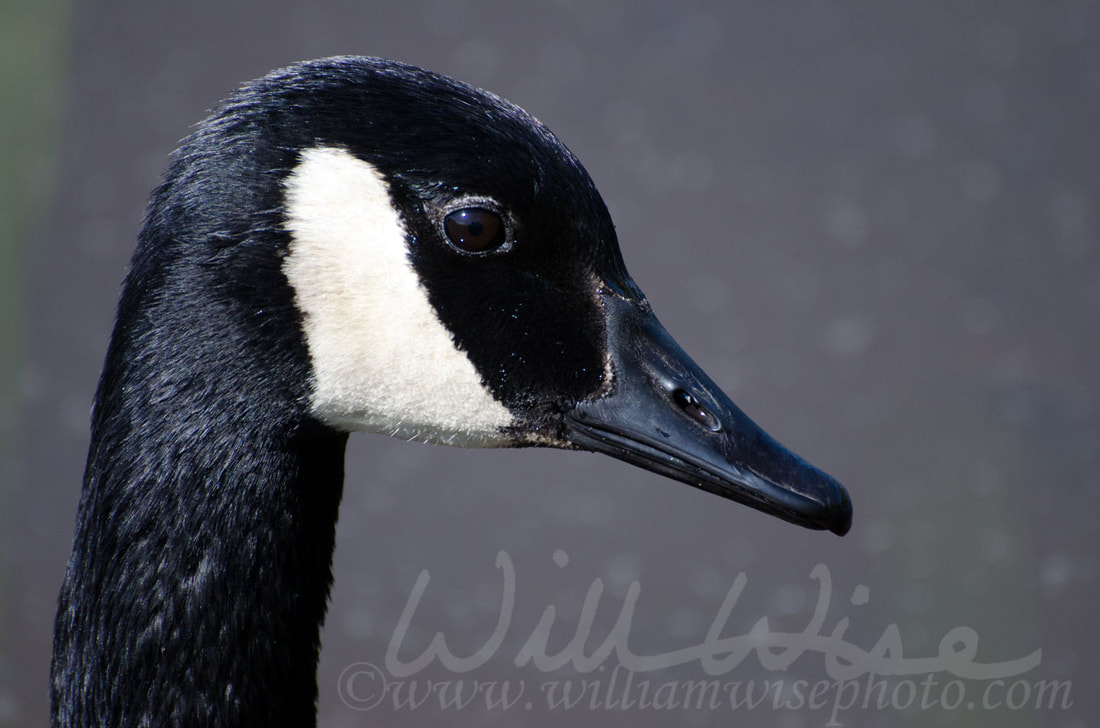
left=443, top=207, right=506, bottom=253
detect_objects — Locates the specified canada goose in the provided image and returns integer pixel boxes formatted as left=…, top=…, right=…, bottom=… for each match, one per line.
left=51, top=56, right=851, bottom=727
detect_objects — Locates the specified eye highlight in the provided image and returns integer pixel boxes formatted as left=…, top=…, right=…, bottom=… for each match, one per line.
left=443, top=207, right=507, bottom=253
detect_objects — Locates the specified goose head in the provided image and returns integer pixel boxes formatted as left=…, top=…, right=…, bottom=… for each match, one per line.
left=246, top=57, right=851, bottom=534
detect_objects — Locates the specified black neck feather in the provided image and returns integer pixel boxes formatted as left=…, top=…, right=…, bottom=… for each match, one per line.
left=51, top=413, right=346, bottom=726
left=51, top=135, right=346, bottom=725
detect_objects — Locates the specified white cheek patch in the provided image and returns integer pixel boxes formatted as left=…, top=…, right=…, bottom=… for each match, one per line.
left=282, top=146, right=515, bottom=446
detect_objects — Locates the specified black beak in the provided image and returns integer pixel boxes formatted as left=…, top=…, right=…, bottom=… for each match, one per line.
left=563, top=290, right=852, bottom=536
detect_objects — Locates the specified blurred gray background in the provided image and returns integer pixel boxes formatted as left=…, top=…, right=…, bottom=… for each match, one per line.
left=2, top=1, right=1098, bottom=726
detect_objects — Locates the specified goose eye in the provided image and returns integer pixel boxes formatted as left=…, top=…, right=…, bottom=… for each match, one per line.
left=444, top=207, right=506, bottom=253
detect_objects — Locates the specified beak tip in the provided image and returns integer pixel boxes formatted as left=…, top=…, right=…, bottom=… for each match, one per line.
left=824, top=486, right=853, bottom=536
left=829, top=506, right=853, bottom=537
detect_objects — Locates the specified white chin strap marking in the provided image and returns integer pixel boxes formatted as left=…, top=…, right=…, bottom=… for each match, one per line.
left=282, top=146, right=514, bottom=447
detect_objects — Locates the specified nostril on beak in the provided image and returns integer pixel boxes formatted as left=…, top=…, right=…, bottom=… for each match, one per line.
left=671, top=388, right=722, bottom=432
